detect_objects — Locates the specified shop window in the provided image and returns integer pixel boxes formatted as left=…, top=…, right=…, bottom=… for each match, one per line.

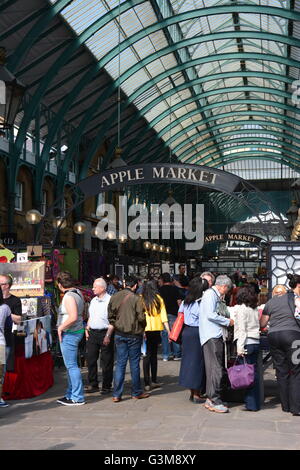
left=15, top=182, right=23, bottom=211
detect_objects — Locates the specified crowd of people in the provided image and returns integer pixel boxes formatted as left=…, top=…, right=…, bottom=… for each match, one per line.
left=1, top=267, right=300, bottom=417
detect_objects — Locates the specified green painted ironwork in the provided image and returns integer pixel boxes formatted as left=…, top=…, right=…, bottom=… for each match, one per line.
left=182, top=137, right=300, bottom=164
left=7, top=0, right=73, bottom=72
left=68, top=68, right=292, bottom=134
left=212, top=154, right=300, bottom=171
left=15, top=41, right=71, bottom=78
left=81, top=54, right=300, bottom=177
left=0, top=7, right=48, bottom=41
left=0, top=0, right=19, bottom=13
left=11, top=4, right=300, bottom=172
left=5, top=0, right=300, bottom=203
left=126, top=108, right=300, bottom=166
left=171, top=120, right=300, bottom=155
left=188, top=147, right=300, bottom=168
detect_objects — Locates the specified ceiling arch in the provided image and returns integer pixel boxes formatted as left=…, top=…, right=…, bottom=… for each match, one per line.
left=1, top=0, right=300, bottom=186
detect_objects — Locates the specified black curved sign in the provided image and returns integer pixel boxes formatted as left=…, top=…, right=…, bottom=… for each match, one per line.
left=78, top=163, right=242, bottom=197
left=204, top=233, right=263, bottom=245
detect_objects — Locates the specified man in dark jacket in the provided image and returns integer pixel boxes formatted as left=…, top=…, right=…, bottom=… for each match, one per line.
left=108, top=276, right=149, bottom=402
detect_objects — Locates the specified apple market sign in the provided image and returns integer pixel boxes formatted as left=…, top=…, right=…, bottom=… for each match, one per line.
left=78, top=163, right=241, bottom=196
left=204, top=233, right=263, bottom=245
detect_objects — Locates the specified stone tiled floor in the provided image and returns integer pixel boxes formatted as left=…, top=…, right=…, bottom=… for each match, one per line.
left=0, top=359, right=299, bottom=450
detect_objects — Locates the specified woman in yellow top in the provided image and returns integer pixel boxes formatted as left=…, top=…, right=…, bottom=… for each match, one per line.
left=141, top=280, right=170, bottom=391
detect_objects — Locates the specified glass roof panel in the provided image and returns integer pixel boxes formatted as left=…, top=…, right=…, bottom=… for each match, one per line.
left=223, top=159, right=300, bottom=180
left=52, top=0, right=300, bottom=170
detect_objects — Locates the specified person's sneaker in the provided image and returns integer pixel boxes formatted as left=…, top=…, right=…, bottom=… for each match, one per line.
left=209, top=403, right=229, bottom=413
left=56, top=397, right=71, bottom=405
left=58, top=398, right=85, bottom=406
left=151, top=382, right=162, bottom=389
left=162, top=358, right=169, bottom=362
left=173, top=357, right=181, bottom=361
left=144, top=385, right=151, bottom=392
left=204, top=398, right=213, bottom=410
left=0, top=399, right=9, bottom=408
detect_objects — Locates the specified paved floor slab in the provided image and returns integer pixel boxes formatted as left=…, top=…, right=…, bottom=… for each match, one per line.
left=0, top=359, right=297, bottom=450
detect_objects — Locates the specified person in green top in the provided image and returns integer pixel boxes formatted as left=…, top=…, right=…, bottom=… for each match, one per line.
left=56, top=271, right=85, bottom=406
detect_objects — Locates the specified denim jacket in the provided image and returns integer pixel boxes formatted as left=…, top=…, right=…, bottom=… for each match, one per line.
left=199, top=287, right=231, bottom=346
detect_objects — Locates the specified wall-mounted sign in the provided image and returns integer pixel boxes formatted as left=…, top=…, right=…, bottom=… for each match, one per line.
left=78, top=163, right=241, bottom=196
left=204, top=233, right=263, bottom=245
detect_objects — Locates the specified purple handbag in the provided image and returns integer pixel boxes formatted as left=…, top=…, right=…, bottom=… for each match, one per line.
left=227, top=357, right=255, bottom=390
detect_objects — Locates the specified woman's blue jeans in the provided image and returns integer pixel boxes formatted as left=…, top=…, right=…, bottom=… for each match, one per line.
left=60, top=332, right=85, bottom=403
left=113, top=334, right=143, bottom=398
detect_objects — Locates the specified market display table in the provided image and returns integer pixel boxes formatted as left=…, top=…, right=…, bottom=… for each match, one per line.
left=3, top=345, right=54, bottom=400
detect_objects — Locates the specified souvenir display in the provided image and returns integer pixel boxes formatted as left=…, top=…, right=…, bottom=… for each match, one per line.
left=0, top=261, right=45, bottom=297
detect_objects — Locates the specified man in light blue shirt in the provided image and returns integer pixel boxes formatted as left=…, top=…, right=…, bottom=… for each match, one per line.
left=199, top=275, right=234, bottom=413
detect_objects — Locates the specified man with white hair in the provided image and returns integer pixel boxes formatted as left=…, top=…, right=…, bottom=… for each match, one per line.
left=200, top=271, right=215, bottom=288
left=85, top=278, right=114, bottom=395
left=199, top=275, right=234, bottom=413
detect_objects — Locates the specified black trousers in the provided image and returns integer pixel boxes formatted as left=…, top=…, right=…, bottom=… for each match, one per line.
left=143, top=331, right=161, bottom=386
left=86, top=329, right=114, bottom=389
left=203, top=337, right=225, bottom=405
left=268, top=330, right=300, bottom=414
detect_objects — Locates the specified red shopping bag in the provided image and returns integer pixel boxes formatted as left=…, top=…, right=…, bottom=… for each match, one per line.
left=169, top=312, right=184, bottom=344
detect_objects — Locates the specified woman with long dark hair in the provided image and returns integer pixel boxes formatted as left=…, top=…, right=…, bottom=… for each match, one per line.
left=141, top=280, right=170, bottom=391
left=261, top=274, right=300, bottom=415
left=234, top=286, right=260, bottom=411
left=179, top=277, right=209, bottom=403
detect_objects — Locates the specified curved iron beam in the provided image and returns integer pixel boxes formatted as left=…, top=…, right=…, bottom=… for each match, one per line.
left=127, top=107, right=300, bottom=165
left=80, top=52, right=300, bottom=179
left=182, top=137, right=300, bottom=164
left=12, top=4, right=300, bottom=169
left=127, top=103, right=300, bottom=167
left=212, top=154, right=300, bottom=172
left=172, top=120, right=300, bottom=155
left=7, top=0, right=73, bottom=72
left=188, top=148, right=300, bottom=168
left=179, top=131, right=300, bottom=160
left=69, top=68, right=291, bottom=133
left=48, top=30, right=297, bottom=115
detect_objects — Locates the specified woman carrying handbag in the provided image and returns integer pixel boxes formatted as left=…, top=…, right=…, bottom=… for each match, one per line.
left=233, top=286, right=261, bottom=411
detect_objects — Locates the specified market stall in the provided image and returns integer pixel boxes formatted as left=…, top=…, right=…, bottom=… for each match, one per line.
left=1, top=261, right=54, bottom=400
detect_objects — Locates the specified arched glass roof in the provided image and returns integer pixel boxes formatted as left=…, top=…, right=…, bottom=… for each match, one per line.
left=1, top=0, right=300, bottom=178
left=48, top=0, right=300, bottom=171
